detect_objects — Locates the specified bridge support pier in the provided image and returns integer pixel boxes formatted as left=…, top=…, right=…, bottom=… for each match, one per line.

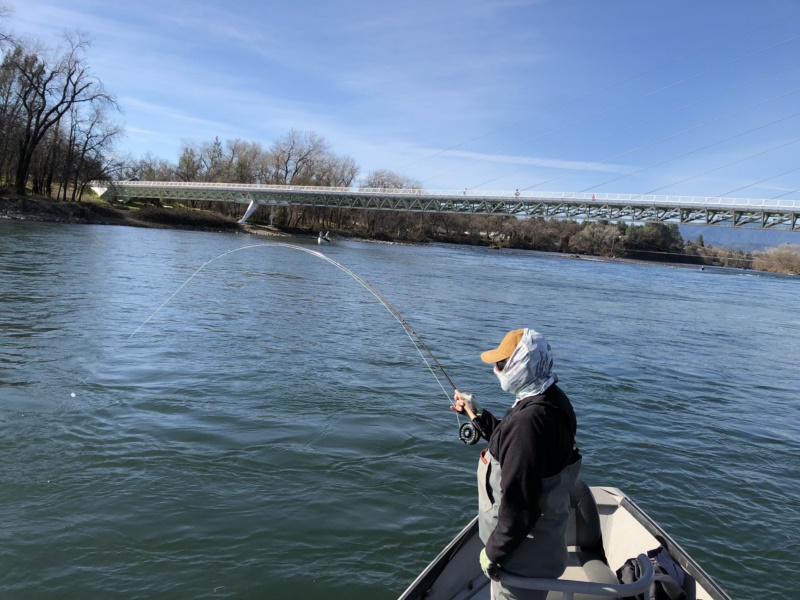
left=238, top=200, right=260, bottom=224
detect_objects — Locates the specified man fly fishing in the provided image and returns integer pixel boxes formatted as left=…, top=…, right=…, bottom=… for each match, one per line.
left=452, top=328, right=582, bottom=600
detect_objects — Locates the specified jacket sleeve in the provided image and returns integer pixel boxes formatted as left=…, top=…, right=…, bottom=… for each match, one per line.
left=477, top=409, right=499, bottom=440
left=484, top=412, right=545, bottom=564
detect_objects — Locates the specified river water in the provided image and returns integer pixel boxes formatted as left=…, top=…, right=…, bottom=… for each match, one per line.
left=1, top=220, right=798, bottom=599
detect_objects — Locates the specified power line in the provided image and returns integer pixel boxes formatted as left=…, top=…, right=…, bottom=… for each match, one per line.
left=512, top=86, right=800, bottom=192
left=409, top=13, right=800, bottom=182
left=425, top=32, right=800, bottom=187
left=612, top=237, right=755, bottom=264
left=617, top=247, right=754, bottom=265
left=469, top=62, right=800, bottom=190
left=708, top=165, right=800, bottom=200
left=639, top=138, right=800, bottom=197
left=771, top=185, right=800, bottom=200
left=574, top=109, right=800, bottom=194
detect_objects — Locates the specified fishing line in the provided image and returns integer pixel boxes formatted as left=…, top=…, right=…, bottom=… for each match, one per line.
left=128, top=243, right=478, bottom=438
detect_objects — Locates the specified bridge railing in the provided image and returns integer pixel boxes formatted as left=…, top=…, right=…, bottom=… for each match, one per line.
left=90, top=181, right=798, bottom=210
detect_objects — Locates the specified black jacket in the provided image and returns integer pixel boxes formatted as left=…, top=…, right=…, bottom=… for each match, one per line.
left=477, top=384, right=579, bottom=562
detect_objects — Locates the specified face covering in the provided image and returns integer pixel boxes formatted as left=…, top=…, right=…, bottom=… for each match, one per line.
left=494, top=328, right=556, bottom=403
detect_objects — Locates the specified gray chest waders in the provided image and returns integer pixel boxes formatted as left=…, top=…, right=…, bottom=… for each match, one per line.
left=477, top=447, right=582, bottom=598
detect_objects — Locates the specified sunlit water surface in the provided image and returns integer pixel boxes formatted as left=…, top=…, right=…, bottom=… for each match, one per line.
left=1, top=221, right=798, bottom=599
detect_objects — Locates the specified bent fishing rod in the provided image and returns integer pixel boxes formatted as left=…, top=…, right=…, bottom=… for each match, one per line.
left=305, top=245, right=488, bottom=445
left=128, top=242, right=487, bottom=444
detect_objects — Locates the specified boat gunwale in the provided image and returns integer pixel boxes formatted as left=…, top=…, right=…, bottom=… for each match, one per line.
left=397, top=517, right=481, bottom=600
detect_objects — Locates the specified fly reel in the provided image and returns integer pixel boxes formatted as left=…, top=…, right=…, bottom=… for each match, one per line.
left=459, top=421, right=481, bottom=445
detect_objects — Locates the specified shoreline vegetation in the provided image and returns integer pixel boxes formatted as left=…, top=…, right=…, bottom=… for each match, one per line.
left=2, top=193, right=799, bottom=275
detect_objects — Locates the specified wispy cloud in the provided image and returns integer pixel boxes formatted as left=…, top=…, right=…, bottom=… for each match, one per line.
left=7, top=0, right=800, bottom=195
left=444, top=149, right=630, bottom=173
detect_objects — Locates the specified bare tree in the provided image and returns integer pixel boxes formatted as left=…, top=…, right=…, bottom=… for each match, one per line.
left=69, top=102, right=123, bottom=200
left=201, top=135, right=224, bottom=182
left=12, top=32, right=115, bottom=195
left=224, top=138, right=267, bottom=183
left=0, top=3, right=13, bottom=47
left=360, top=169, right=421, bottom=190
left=126, top=152, right=176, bottom=181
left=175, top=140, right=204, bottom=181
left=316, top=153, right=358, bottom=187
left=0, top=44, right=24, bottom=185
left=267, top=129, right=329, bottom=185
left=27, top=117, right=62, bottom=196
left=357, top=170, right=424, bottom=237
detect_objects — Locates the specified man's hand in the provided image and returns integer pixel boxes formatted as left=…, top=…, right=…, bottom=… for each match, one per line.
left=479, top=548, right=499, bottom=581
left=451, top=390, right=482, bottom=417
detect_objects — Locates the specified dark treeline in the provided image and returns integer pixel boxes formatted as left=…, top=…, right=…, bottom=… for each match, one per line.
left=1, top=10, right=797, bottom=275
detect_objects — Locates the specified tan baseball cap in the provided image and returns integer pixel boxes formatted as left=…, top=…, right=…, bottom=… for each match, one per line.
left=480, top=329, right=524, bottom=363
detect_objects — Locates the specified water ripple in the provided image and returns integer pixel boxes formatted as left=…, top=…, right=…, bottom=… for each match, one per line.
left=1, top=223, right=798, bottom=598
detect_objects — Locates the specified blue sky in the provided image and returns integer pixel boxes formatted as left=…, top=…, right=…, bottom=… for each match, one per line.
left=10, top=0, right=800, bottom=199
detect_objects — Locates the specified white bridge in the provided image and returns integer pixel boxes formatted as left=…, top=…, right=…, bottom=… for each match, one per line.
left=89, top=180, right=800, bottom=231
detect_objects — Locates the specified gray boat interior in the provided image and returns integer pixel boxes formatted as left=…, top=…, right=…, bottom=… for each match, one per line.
left=400, top=478, right=726, bottom=600
left=559, top=480, right=620, bottom=598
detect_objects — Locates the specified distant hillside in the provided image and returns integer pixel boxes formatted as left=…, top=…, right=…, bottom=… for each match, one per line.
left=679, top=225, right=800, bottom=251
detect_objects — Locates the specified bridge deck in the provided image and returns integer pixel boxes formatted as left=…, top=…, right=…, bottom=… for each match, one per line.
left=89, top=181, right=800, bottom=231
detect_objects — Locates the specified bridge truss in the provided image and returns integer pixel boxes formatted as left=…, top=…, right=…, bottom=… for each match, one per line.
left=89, top=181, right=800, bottom=232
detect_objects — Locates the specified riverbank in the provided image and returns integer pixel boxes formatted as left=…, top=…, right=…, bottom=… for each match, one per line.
left=2, top=194, right=798, bottom=274
left=0, top=194, right=422, bottom=242
left=0, top=195, right=244, bottom=233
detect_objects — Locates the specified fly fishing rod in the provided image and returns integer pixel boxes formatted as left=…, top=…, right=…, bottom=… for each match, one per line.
left=315, top=248, right=488, bottom=445
left=129, top=242, right=487, bottom=444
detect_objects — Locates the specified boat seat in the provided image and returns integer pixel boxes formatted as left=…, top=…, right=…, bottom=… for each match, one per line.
left=546, top=479, right=619, bottom=600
